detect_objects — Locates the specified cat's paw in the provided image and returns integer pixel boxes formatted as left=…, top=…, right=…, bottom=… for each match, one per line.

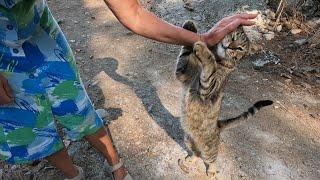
left=193, top=41, right=207, bottom=56
left=205, top=162, right=217, bottom=179
left=194, top=41, right=214, bottom=63
left=178, top=155, right=199, bottom=173
left=182, top=20, right=197, bottom=33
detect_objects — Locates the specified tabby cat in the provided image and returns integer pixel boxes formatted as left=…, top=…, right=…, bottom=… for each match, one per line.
left=175, top=20, right=273, bottom=177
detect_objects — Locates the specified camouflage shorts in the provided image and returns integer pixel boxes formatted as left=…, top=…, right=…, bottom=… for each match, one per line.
left=0, top=1, right=103, bottom=164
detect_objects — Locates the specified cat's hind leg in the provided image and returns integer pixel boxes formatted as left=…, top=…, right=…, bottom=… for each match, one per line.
left=178, top=134, right=201, bottom=173
left=201, top=130, right=220, bottom=178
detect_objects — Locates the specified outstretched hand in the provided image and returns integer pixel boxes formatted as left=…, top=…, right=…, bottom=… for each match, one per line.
left=0, top=74, right=13, bottom=105
left=201, top=13, right=258, bottom=47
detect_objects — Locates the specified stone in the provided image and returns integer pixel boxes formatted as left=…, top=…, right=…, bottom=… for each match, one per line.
left=294, top=39, right=308, bottom=46
left=265, top=9, right=276, bottom=20
left=276, top=25, right=282, bottom=32
left=280, top=73, right=292, bottom=79
left=96, top=109, right=108, bottom=119
left=291, top=29, right=302, bottom=35
left=183, top=1, right=194, bottom=11
left=192, top=15, right=202, bottom=21
left=264, top=32, right=275, bottom=40
left=253, top=59, right=270, bottom=69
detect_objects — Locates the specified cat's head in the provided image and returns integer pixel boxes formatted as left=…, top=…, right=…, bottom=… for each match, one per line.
left=216, top=27, right=250, bottom=64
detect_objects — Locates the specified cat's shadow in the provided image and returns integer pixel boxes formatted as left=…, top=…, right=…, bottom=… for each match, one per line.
left=92, top=57, right=187, bottom=151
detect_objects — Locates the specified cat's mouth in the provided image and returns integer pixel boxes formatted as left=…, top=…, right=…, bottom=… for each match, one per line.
left=216, top=43, right=226, bottom=60
left=215, top=44, right=234, bottom=69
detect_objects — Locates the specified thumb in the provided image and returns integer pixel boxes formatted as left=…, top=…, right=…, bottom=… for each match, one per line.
left=3, top=79, right=13, bottom=98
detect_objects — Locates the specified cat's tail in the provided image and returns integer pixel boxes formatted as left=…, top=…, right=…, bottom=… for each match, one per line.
left=218, top=100, right=273, bottom=129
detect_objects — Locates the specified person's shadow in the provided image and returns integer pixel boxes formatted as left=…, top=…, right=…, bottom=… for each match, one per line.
left=95, top=57, right=187, bottom=151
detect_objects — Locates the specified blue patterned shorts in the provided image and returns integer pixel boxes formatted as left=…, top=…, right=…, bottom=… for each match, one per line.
left=0, top=0, right=104, bottom=164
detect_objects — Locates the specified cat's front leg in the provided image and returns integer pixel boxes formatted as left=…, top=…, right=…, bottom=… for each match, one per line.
left=193, top=42, right=219, bottom=100
left=175, top=46, right=194, bottom=84
left=193, top=41, right=217, bottom=66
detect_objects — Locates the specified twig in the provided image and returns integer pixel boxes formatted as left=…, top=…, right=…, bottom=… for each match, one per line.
left=274, top=0, right=286, bottom=29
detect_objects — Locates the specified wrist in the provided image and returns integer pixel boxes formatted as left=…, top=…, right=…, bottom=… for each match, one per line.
left=201, top=33, right=219, bottom=47
left=199, top=33, right=210, bottom=46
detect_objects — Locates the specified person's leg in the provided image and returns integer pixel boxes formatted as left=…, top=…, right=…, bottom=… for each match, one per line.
left=46, top=148, right=79, bottom=179
left=85, top=127, right=127, bottom=180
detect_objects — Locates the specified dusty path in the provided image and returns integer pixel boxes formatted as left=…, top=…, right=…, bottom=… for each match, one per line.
left=1, top=0, right=320, bottom=179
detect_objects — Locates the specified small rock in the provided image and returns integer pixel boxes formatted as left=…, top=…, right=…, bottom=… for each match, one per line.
left=135, top=141, right=141, bottom=145
left=294, top=39, right=307, bottom=46
left=75, top=48, right=82, bottom=53
left=284, top=79, right=292, bottom=84
left=96, top=109, right=108, bottom=119
left=63, top=140, right=71, bottom=147
left=192, top=15, right=202, bottom=21
left=301, top=82, right=311, bottom=89
left=291, top=29, right=302, bottom=35
left=307, top=18, right=320, bottom=28
left=302, top=66, right=317, bottom=73
left=309, top=114, right=317, bottom=119
left=253, top=59, right=270, bottom=69
left=280, top=73, right=292, bottom=79
left=57, top=19, right=64, bottom=25
left=183, top=1, right=194, bottom=11
left=276, top=24, right=282, bottom=32
left=88, top=79, right=99, bottom=87
left=263, top=32, right=275, bottom=40
left=265, top=9, right=276, bottom=19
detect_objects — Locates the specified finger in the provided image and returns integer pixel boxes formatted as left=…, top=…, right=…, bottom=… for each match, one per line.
left=241, top=20, right=255, bottom=26
left=224, top=19, right=241, bottom=33
left=234, top=13, right=258, bottom=19
left=3, top=79, right=13, bottom=98
left=220, top=14, right=256, bottom=26
left=0, top=85, right=12, bottom=105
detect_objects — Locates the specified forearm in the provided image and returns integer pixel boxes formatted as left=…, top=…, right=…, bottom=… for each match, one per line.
left=104, top=0, right=202, bottom=46
left=128, top=8, right=200, bottom=46
left=104, top=0, right=256, bottom=47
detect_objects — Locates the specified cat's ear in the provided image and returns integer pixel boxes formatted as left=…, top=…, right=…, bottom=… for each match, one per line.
left=248, top=43, right=263, bottom=55
left=241, top=26, right=263, bottom=54
left=182, top=20, right=198, bottom=33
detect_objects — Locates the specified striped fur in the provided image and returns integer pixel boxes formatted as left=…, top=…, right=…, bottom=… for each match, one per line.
left=176, top=20, right=273, bottom=177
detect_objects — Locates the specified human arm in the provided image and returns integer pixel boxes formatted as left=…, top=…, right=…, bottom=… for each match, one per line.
left=0, top=74, right=13, bottom=105
left=103, top=0, right=257, bottom=47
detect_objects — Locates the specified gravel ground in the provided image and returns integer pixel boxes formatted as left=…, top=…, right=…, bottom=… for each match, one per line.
left=1, top=0, right=319, bottom=179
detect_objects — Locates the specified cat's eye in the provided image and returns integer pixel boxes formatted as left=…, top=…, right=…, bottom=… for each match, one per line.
left=236, top=47, right=243, bottom=51
left=229, top=47, right=243, bottom=51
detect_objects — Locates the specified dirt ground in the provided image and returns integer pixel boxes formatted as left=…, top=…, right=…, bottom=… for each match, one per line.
left=1, top=0, right=320, bottom=179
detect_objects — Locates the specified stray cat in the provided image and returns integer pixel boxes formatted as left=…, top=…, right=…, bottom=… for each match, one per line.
left=175, top=20, right=273, bottom=177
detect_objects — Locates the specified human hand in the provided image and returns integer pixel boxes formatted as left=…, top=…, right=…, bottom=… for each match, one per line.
left=201, top=13, right=258, bottom=47
left=0, top=74, right=13, bottom=105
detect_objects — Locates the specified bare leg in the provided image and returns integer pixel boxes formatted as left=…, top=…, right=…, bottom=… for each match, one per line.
left=85, top=127, right=127, bottom=180
left=46, top=148, right=78, bottom=179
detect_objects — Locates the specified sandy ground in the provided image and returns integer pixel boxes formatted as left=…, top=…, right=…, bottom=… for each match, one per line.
left=1, top=0, right=320, bottom=179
